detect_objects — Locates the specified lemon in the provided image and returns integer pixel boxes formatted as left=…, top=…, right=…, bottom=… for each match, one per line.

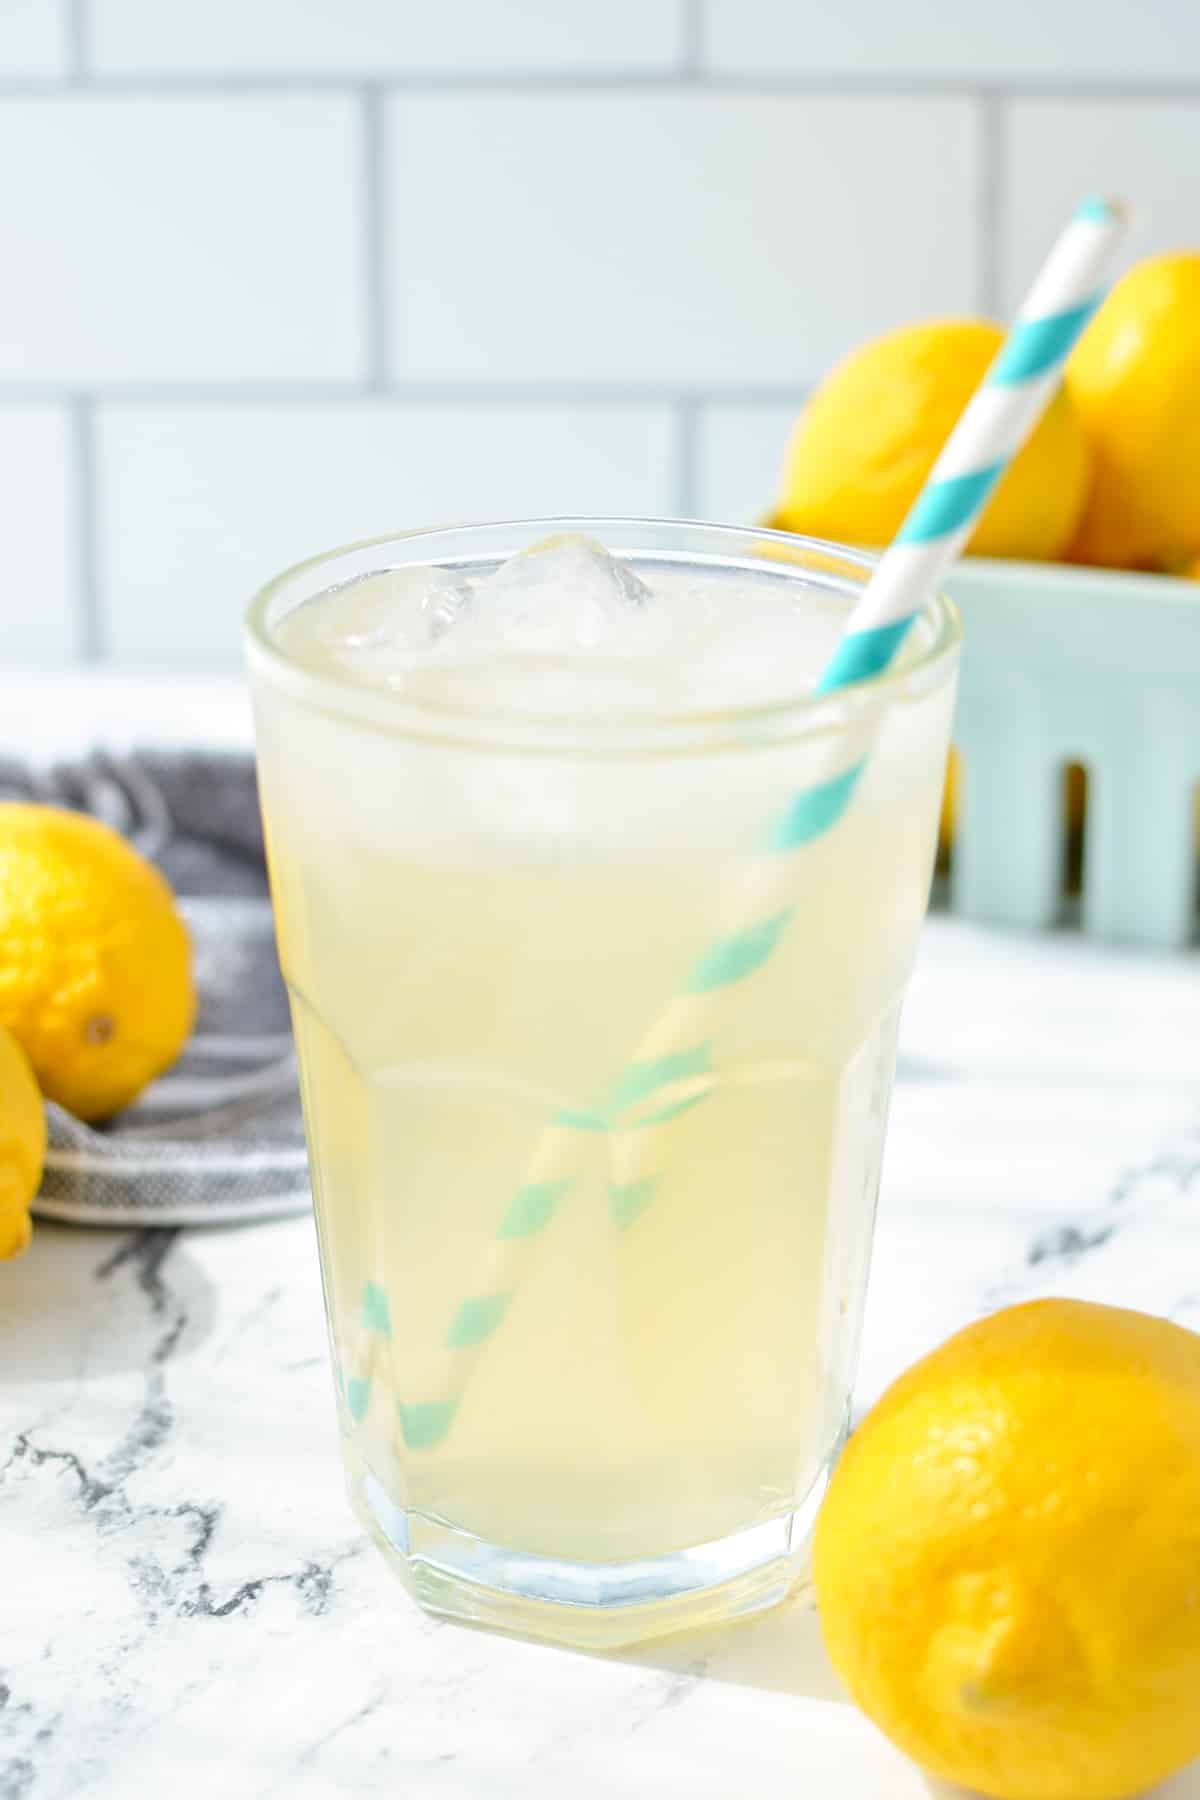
left=936, top=749, right=960, bottom=864
left=1066, top=253, right=1200, bottom=570
left=814, top=1300, right=1200, bottom=1800
left=773, top=320, right=1091, bottom=561
left=0, top=805, right=195, bottom=1122
left=0, top=1024, right=44, bottom=1257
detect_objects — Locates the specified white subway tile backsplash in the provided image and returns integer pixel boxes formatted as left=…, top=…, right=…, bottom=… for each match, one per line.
left=97, top=402, right=678, bottom=665
left=3, top=3, right=1190, bottom=673
left=386, top=94, right=977, bottom=387
left=1003, top=101, right=1200, bottom=312
left=0, top=408, right=77, bottom=663
left=92, top=0, right=684, bottom=75
left=0, top=97, right=365, bottom=384
left=706, top=0, right=1200, bottom=81
left=0, top=0, right=67, bottom=77
left=695, top=404, right=800, bottom=526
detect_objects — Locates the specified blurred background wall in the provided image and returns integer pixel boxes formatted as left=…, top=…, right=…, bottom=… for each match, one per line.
left=2, top=0, right=1196, bottom=671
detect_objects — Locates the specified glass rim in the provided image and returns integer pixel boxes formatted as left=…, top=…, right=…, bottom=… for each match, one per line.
left=244, top=516, right=962, bottom=751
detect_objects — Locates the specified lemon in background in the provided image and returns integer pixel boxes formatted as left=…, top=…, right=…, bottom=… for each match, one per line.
left=0, top=805, right=195, bottom=1122
left=773, top=319, right=1091, bottom=562
left=814, top=1299, right=1200, bottom=1800
left=937, top=748, right=961, bottom=864
left=0, top=1024, right=44, bottom=1258
left=1066, top=252, right=1200, bottom=571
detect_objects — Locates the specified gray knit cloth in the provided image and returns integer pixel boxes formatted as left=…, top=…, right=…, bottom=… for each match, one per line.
left=0, top=751, right=309, bottom=1227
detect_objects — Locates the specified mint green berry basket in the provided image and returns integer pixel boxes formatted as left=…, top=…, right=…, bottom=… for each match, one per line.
left=942, top=559, right=1200, bottom=949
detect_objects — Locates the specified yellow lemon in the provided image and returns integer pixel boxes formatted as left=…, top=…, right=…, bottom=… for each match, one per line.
left=936, top=749, right=960, bottom=864
left=1066, top=253, right=1200, bottom=570
left=0, top=805, right=195, bottom=1122
left=814, top=1300, right=1200, bottom=1800
left=774, top=320, right=1091, bottom=561
left=0, top=1024, right=44, bottom=1258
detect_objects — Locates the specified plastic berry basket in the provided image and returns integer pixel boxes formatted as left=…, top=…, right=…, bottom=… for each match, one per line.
left=941, top=558, right=1200, bottom=949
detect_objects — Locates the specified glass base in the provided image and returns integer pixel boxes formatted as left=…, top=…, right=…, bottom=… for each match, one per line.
left=352, top=1460, right=831, bottom=1650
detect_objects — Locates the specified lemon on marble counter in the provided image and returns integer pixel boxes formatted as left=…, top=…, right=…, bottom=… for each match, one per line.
left=814, top=1299, right=1200, bottom=1800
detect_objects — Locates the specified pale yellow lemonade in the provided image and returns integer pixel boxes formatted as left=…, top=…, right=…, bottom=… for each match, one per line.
left=249, top=528, right=958, bottom=1639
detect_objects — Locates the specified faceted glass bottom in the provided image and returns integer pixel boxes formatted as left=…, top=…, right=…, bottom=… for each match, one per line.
left=352, top=1450, right=835, bottom=1650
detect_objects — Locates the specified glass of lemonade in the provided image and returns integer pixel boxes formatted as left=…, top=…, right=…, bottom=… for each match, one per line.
left=246, top=519, right=960, bottom=1649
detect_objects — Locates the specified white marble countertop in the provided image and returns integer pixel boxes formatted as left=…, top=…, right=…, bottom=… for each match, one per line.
left=1, top=679, right=1199, bottom=1798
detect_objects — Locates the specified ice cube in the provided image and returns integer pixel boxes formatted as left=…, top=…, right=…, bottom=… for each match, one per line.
left=462, top=534, right=655, bottom=655
left=322, top=566, right=473, bottom=651
left=279, top=565, right=474, bottom=681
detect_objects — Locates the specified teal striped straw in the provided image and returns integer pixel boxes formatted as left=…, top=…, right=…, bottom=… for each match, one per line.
left=346, top=196, right=1126, bottom=1452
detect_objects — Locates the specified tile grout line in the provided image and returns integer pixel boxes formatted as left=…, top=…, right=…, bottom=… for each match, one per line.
left=0, top=382, right=814, bottom=407
left=976, top=90, right=1006, bottom=318
left=0, top=73, right=1198, bottom=99
left=63, top=0, right=89, bottom=81
left=674, top=399, right=701, bottom=517
left=67, top=395, right=104, bottom=663
left=360, top=84, right=390, bottom=390
left=680, top=0, right=707, bottom=79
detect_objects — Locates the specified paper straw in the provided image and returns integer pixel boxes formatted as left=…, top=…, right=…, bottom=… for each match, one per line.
left=348, top=196, right=1126, bottom=1453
